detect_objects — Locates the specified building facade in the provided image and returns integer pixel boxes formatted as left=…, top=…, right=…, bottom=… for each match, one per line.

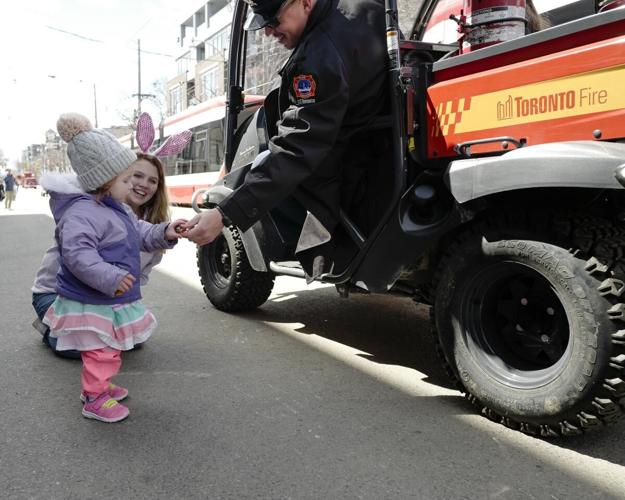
left=166, top=0, right=289, bottom=116
left=167, top=0, right=232, bottom=116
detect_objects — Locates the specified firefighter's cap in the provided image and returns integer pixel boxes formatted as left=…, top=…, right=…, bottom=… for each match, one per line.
left=243, top=0, right=291, bottom=31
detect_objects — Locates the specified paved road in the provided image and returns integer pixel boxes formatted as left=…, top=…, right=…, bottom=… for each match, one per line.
left=2, top=188, right=625, bottom=499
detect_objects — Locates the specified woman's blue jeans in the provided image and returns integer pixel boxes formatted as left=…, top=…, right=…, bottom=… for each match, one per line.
left=32, top=292, right=80, bottom=359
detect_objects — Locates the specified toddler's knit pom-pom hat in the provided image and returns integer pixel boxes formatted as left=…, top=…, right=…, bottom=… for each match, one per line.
left=55, top=112, right=136, bottom=192
left=56, top=113, right=93, bottom=143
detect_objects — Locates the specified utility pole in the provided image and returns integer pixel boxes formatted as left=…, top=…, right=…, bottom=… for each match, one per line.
left=132, top=39, right=155, bottom=120
left=137, top=39, right=142, bottom=115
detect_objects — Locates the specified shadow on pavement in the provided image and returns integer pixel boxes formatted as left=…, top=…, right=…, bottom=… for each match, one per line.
left=245, top=288, right=456, bottom=390
left=237, top=281, right=625, bottom=465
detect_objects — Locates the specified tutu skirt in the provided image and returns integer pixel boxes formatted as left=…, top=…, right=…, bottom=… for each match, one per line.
left=43, top=296, right=157, bottom=352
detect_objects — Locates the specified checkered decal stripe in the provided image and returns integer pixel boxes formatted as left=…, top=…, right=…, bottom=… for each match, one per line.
left=431, top=97, right=472, bottom=137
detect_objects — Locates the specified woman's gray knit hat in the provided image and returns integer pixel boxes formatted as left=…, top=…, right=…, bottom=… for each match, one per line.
left=56, top=113, right=136, bottom=191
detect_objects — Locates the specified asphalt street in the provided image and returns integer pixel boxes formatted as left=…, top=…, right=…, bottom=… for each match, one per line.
left=2, top=188, right=625, bottom=499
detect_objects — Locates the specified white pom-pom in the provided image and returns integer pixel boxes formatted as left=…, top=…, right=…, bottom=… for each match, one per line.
left=56, top=113, right=92, bottom=142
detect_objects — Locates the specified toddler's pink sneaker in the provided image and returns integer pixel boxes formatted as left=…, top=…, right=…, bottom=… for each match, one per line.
left=107, top=383, right=129, bottom=401
left=80, top=383, right=128, bottom=403
left=82, top=393, right=129, bottom=423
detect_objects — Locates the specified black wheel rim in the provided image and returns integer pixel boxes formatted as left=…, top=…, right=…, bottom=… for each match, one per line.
left=207, top=234, right=232, bottom=288
left=461, top=262, right=571, bottom=389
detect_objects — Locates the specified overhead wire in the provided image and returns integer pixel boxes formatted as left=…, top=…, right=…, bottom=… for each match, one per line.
left=44, top=24, right=207, bottom=63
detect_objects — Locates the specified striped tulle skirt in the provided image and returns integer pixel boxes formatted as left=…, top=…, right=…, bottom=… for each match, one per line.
left=43, top=296, right=157, bottom=352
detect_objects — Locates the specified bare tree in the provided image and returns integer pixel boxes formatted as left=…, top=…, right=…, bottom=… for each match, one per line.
left=117, top=78, right=167, bottom=130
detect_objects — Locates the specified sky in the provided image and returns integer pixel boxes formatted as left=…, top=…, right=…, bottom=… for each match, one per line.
left=0, top=0, right=204, bottom=165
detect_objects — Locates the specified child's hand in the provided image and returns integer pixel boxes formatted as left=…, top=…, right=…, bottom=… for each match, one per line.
left=115, top=274, right=136, bottom=296
left=167, top=218, right=188, bottom=239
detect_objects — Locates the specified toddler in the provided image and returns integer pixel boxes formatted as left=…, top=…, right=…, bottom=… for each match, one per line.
left=41, top=113, right=186, bottom=423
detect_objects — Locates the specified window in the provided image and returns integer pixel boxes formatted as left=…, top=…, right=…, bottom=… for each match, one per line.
left=208, top=125, right=224, bottom=171
left=243, top=30, right=289, bottom=95
left=195, top=8, right=206, bottom=28
left=169, top=86, right=182, bottom=115
left=196, top=45, right=205, bottom=62
left=207, top=27, right=230, bottom=60
left=187, top=80, right=196, bottom=104
left=177, top=52, right=191, bottom=75
left=200, top=67, right=220, bottom=99
left=193, top=129, right=208, bottom=165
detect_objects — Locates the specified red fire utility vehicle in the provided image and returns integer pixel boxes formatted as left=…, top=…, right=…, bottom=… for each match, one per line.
left=196, top=0, right=625, bottom=437
left=22, top=172, right=38, bottom=189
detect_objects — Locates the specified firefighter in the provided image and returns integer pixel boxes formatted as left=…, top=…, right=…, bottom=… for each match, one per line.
left=184, top=0, right=387, bottom=277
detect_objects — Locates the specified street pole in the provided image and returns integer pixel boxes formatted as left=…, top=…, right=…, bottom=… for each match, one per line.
left=132, top=39, right=155, bottom=121
left=137, top=39, right=142, bottom=116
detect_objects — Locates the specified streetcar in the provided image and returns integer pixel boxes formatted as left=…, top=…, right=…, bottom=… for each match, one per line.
left=120, top=93, right=264, bottom=205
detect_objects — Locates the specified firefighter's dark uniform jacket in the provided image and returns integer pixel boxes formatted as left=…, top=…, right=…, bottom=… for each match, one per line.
left=219, top=0, right=387, bottom=275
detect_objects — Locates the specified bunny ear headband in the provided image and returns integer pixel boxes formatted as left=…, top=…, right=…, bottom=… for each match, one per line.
left=135, top=112, right=192, bottom=157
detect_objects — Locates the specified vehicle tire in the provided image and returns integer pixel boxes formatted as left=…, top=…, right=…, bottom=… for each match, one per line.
left=433, top=213, right=625, bottom=437
left=197, top=223, right=275, bottom=312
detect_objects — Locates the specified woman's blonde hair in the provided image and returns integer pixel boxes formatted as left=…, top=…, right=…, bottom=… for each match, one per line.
left=526, top=0, right=551, bottom=33
left=134, top=152, right=170, bottom=224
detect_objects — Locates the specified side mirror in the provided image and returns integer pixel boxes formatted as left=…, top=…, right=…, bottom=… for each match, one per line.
left=191, top=189, right=209, bottom=213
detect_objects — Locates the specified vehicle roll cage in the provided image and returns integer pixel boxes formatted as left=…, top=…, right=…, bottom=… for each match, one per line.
left=223, top=0, right=418, bottom=285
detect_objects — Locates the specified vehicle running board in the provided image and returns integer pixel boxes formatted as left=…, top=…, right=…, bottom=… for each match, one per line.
left=269, top=261, right=307, bottom=278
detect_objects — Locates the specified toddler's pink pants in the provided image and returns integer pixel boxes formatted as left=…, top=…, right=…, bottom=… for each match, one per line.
left=81, top=347, right=122, bottom=397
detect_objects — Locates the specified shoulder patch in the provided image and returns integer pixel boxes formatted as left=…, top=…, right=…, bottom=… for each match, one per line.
left=293, top=74, right=317, bottom=101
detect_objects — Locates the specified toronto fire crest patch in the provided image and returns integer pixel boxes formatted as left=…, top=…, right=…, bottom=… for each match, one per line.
left=293, top=74, right=317, bottom=103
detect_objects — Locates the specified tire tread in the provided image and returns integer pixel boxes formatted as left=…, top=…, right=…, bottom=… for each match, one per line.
left=197, top=224, right=275, bottom=312
left=431, top=211, right=625, bottom=436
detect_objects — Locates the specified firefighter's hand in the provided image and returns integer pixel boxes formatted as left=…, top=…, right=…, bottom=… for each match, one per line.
left=183, top=209, right=225, bottom=245
left=115, top=274, right=136, bottom=296
left=166, top=218, right=188, bottom=240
